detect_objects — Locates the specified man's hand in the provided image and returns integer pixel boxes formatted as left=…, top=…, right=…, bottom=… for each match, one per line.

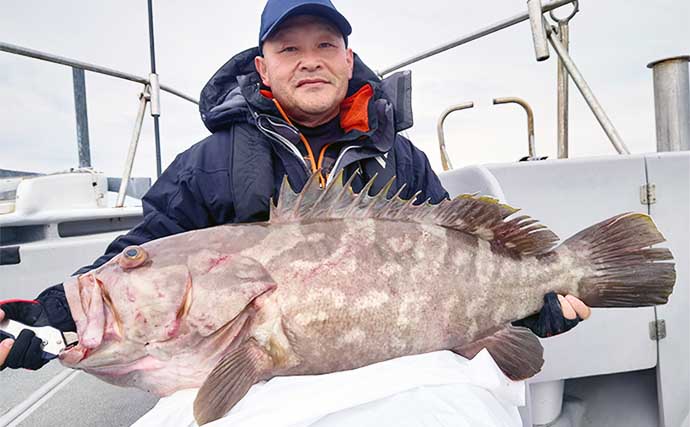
left=0, top=309, right=15, bottom=368
left=558, top=294, right=591, bottom=321
left=0, top=301, right=54, bottom=371
left=0, top=286, right=75, bottom=371
left=514, top=292, right=591, bottom=338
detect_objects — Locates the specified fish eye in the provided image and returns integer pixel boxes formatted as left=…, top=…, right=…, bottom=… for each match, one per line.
left=125, top=248, right=139, bottom=258
left=119, top=246, right=148, bottom=269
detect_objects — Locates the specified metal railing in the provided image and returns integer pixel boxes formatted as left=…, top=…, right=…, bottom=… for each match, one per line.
left=550, top=3, right=579, bottom=158
left=0, top=42, right=198, bottom=104
left=377, top=0, right=634, bottom=168
left=493, top=97, right=538, bottom=160
left=437, top=98, right=541, bottom=171
left=377, top=0, right=579, bottom=76
left=544, top=18, right=630, bottom=156
left=436, top=103, right=475, bottom=171
left=0, top=41, right=199, bottom=207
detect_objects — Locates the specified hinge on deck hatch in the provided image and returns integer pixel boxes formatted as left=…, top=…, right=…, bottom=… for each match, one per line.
left=649, top=320, right=666, bottom=340
left=640, top=184, right=656, bottom=204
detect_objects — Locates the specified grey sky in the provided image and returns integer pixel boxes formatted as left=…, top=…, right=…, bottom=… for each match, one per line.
left=1, top=0, right=688, bottom=180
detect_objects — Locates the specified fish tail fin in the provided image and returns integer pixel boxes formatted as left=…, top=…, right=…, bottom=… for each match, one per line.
left=561, top=213, right=675, bottom=307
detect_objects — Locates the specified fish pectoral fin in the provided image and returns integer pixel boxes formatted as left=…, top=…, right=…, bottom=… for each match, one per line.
left=193, top=339, right=272, bottom=426
left=453, top=325, right=544, bottom=381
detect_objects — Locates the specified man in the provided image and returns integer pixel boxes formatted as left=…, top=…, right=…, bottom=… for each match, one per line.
left=0, top=0, right=590, bottom=373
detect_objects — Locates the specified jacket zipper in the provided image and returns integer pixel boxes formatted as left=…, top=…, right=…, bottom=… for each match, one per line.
left=255, top=115, right=311, bottom=176
left=255, top=113, right=378, bottom=185
left=327, top=144, right=363, bottom=185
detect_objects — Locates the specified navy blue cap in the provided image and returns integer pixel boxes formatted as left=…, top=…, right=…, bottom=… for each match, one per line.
left=259, top=0, right=352, bottom=46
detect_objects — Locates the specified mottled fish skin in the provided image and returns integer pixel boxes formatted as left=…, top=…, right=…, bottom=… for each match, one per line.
left=59, top=173, right=674, bottom=424
left=247, top=218, right=578, bottom=376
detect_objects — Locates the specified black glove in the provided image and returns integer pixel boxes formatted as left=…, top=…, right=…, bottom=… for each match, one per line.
left=0, top=284, right=75, bottom=371
left=513, top=292, right=580, bottom=338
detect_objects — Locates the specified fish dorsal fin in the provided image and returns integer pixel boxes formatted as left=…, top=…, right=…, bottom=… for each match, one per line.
left=270, top=172, right=559, bottom=257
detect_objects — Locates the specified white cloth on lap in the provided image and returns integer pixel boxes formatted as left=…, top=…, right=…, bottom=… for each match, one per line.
left=132, top=349, right=524, bottom=427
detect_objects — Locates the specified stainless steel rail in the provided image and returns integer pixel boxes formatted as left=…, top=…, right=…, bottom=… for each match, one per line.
left=72, top=68, right=91, bottom=168
left=1, top=39, right=200, bottom=206
left=0, top=41, right=198, bottom=105
left=493, top=97, right=537, bottom=158
left=377, top=0, right=578, bottom=76
left=437, top=103, right=475, bottom=171
left=429, top=0, right=629, bottom=168
left=550, top=2, right=579, bottom=158
left=116, top=88, right=151, bottom=208
left=545, top=21, right=630, bottom=155
left=527, top=0, right=551, bottom=61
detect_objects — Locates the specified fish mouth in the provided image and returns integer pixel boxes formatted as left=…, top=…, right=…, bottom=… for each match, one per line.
left=68, top=354, right=164, bottom=377
left=59, top=344, right=89, bottom=367
left=61, top=272, right=123, bottom=364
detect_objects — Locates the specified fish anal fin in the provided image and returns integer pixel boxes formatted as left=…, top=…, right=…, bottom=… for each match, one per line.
left=193, top=339, right=272, bottom=425
left=453, top=325, right=544, bottom=381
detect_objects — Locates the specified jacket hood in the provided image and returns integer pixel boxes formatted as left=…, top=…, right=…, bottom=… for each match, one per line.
left=199, top=47, right=413, bottom=134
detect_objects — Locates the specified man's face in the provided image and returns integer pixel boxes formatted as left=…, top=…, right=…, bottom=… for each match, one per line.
left=255, top=15, right=354, bottom=127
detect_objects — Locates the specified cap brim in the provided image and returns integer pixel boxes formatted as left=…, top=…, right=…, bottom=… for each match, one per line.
left=261, top=3, right=352, bottom=43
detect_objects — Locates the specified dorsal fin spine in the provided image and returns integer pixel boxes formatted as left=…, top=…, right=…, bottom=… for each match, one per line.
left=292, top=173, right=321, bottom=219
left=326, top=171, right=359, bottom=216
left=377, top=183, right=407, bottom=219
left=307, top=172, right=340, bottom=217
left=345, top=172, right=377, bottom=218
left=362, top=176, right=395, bottom=218
left=394, top=192, right=421, bottom=220
left=275, top=175, right=298, bottom=220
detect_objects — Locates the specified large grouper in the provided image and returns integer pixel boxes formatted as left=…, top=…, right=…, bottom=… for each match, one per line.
left=59, top=172, right=675, bottom=425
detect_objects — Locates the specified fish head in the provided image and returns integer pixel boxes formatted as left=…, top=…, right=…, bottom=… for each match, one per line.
left=59, top=241, right=192, bottom=373
left=59, top=237, right=276, bottom=387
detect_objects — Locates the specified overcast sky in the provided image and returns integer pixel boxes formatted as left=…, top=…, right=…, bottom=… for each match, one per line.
left=1, top=0, right=688, bottom=180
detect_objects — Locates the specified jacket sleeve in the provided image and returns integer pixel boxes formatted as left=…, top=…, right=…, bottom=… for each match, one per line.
left=394, top=135, right=449, bottom=204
